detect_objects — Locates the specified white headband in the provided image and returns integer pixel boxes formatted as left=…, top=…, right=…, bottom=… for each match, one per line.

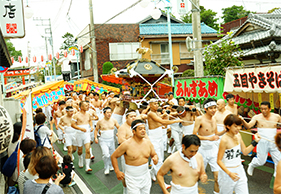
left=149, top=99, right=158, bottom=103
left=163, top=105, right=169, bottom=108
left=126, top=111, right=136, bottom=116
left=204, top=101, right=217, bottom=109
left=131, top=123, right=145, bottom=130
left=178, top=109, right=186, bottom=115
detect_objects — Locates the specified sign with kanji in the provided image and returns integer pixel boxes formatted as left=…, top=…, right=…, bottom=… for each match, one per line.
left=174, top=77, right=225, bottom=100
left=225, top=66, right=281, bottom=93
left=0, top=0, right=25, bottom=38
left=177, top=0, right=188, bottom=15
left=4, top=68, right=30, bottom=76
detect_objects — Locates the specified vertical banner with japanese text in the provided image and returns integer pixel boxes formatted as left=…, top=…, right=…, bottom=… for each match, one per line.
left=174, top=77, right=225, bottom=100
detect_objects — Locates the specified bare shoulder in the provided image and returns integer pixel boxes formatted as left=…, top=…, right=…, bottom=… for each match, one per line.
left=195, top=115, right=203, bottom=121
left=195, top=152, right=203, bottom=161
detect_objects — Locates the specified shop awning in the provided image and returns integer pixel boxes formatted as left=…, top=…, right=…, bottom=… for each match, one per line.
left=0, top=28, right=12, bottom=67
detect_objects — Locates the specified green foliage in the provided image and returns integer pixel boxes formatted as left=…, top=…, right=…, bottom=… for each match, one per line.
left=102, top=80, right=122, bottom=89
left=268, top=7, right=280, bottom=13
left=181, top=6, right=219, bottom=30
left=203, top=32, right=243, bottom=76
left=102, top=62, right=113, bottom=74
left=222, top=5, right=251, bottom=24
left=161, top=9, right=176, bottom=18
left=182, top=69, right=194, bottom=77
left=5, top=39, right=22, bottom=61
left=60, top=32, right=76, bottom=50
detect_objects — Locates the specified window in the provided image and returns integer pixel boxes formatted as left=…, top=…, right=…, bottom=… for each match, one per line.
left=180, top=43, right=193, bottom=59
left=160, top=44, right=169, bottom=64
left=109, top=42, right=140, bottom=61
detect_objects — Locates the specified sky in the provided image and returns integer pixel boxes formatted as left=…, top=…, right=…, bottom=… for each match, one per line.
left=7, top=0, right=281, bottom=68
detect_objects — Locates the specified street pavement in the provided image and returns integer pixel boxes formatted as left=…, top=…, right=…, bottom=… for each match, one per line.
left=54, top=140, right=275, bottom=194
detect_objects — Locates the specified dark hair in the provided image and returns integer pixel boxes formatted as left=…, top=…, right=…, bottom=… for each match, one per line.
left=35, top=155, right=59, bottom=179
left=261, top=101, right=271, bottom=109
left=177, top=106, right=185, bottom=113
left=157, top=108, right=163, bottom=113
left=126, top=109, right=136, bottom=118
left=35, top=112, right=46, bottom=125
left=20, top=139, right=36, bottom=155
left=114, top=95, right=119, bottom=98
left=182, top=134, right=201, bottom=149
left=142, top=101, right=149, bottom=106
left=65, top=106, right=73, bottom=111
left=12, top=122, right=22, bottom=143
left=275, top=132, right=281, bottom=151
left=63, top=155, right=72, bottom=165
left=223, top=114, right=242, bottom=131
left=93, top=92, right=99, bottom=96
left=79, top=101, right=86, bottom=108
left=23, top=152, right=32, bottom=170
left=203, top=98, right=216, bottom=109
left=59, top=100, right=66, bottom=106
left=103, top=107, right=111, bottom=114
left=178, top=97, right=185, bottom=101
left=226, top=94, right=235, bottom=101
left=35, top=108, right=43, bottom=114
left=187, top=101, right=193, bottom=106
left=101, top=92, right=106, bottom=96
left=131, top=119, right=145, bottom=131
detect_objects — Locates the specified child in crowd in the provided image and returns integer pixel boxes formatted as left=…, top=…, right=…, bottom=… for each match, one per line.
left=60, top=155, right=75, bottom=187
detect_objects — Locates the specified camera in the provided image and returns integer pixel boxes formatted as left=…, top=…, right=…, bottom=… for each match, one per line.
left=166, top=110, right=171, bottom=114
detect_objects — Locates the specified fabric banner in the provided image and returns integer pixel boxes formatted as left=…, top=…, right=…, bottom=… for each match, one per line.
left=24, top=92, right=34, bottom=139
left=64, top=82, right=74, bottom=91
left=225, top=66, right=281, bottom=93
left=174, top=77, right=224, bottom=100
left=74, top=79, right=120, bottom=94
left=4, top=69, right=30, bottom=77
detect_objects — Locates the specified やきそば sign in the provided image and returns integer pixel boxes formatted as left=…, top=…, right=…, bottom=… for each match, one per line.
left=174, top=77, right=224, bottom=100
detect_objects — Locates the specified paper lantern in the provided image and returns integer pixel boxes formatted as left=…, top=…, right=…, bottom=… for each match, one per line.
left=80, top=45, right=83, bottom=53
left=11, top=57, right=14, bottom=63
left=48, top=54, right=52, bottom=61
left=56, top=52, right=59, bottom=59
left=64, top=51, right=67, bottom=58
left=26, top=57, right=28, bottom=63
left=71, top=49, right=75, bottom=56
left=41, top=55, right=44, bottom=62
left=18, top=56, right=22, bottom=63
left=33, top=56, right=36, bottom=63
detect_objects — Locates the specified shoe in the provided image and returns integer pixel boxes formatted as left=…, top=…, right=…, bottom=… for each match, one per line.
left=86, top=168, right=92, bottom=173
left=68, top=181, right=76, bottom=187
left=110, top=167, right=114, bottom=171
left=164, top=183, right=171, bottom=189
left=104, top=169, right=109, bottom=175
left=91, top=156, right=95, bottom=161
left=63, top=146, right=68, bottom=151
left=247, top=164, right=254, bottom=176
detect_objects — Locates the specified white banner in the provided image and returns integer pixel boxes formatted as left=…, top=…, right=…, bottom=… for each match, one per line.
left=24, top=92, right=34, bottom=139
left=177, top=0, right=188, bottom=15
left=224, top=66, right=281, bottom=93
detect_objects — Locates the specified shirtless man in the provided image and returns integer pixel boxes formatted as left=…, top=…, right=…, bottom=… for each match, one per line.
left=178, top=97, right=186, bottom=107
left=58, top=106, right=77, bottom=160
left=167, top=92, right=178, bottom=105
left=157, top=134, right=207, bottom=194
left=214, top=99, right=232, bottom=136
left=54, top=100, right=66, bottom=146
left=94, top=107, right=120, bottom=175
left=111, top=119, right=158, bottom=194
left=147, top=99, right=182, bottom=181
left=91, top=92, right=102, bottom=119
left=86, top=101, right=98, bottom=161
left=111, top=92, right=130, bottom=126
left=72, top=93, right=80, bottom=111
left=107, top=91, right=116, bottom=110
left=100, top=92, right=108, bottom=109
left=193, top=98, right=222, bottom=194
left=71, top=101, right=94, bottom=172
left=225, top=94, right=238, bottom=115
left=177, top=106, right=196, bottom=136
left=241, top=101, right=281, bottom=177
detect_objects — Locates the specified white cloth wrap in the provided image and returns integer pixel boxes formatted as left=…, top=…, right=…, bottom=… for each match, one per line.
left=222, top=144, right=241, bottom=167
left=217, top=124, right=225, bottom=133
left=179, top=149, right=198, bottom=169
left=200, top=134, right=217, bottom=150
left=76, top=125, right=91, bottom=147
left=218, top=165, right=248, bottom=194
left=148, top=127, right=164, bottom=178
left=182, top=123, right=194, bottom=136
left=258, top=128, right=276, bottom=140
left=64, top=126, right=77, bottom=147
left=125, top=163, right=151, bottom=194
left=112, top=113, right=123, bottom=126
left=76, top=124, right=90, bottom=134
left=170, top=182, right=198, bottom=194
left=100, top=130, right=114, bottom=139
left=65, top=126, right=76, bottom=134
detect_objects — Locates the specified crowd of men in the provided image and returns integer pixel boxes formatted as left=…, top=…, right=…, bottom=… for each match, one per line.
left=40, top=91, right=281, bottom=194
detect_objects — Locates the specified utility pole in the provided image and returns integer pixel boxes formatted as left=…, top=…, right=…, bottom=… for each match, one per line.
left=89, top=0, right=99, bottom=83
left=191, top=0, right=204, bottom=77
left=49, top=18, right=57, bottom=81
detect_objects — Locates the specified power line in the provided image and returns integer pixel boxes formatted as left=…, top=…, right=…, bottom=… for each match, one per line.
left=75, top=0, right=142, bottom=39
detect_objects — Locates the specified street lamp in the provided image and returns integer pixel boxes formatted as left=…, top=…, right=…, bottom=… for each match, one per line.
left=24, top=0, right=34, bottom=19
left=140, top=0, right=174, bottom=86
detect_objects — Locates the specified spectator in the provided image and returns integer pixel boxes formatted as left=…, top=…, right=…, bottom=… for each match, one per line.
left=18, top=152, right=32, bottom=194
left=35, top=113, right=53, bottom=149
left=60, top=155, right=75, bottom=187
left=20, top=139, right=37, bottom=156
left=23, top=155, right=65, bottom=194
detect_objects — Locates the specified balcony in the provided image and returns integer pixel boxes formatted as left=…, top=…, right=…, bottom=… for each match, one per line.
left=151, top=53, right=170, bottom=64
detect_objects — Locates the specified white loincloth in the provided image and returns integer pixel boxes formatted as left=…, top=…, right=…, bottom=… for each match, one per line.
left=170, top=182, right=198, bottom=194
left=56, top=117, right=63, bottom=139
left=182, top=123, right=194, bottom=136
left=100, top=130, right=114, bottom=139
left=76, top=124, right=91, bottom=147
left=218, top=165, right=248, bottom=194
left=112, top=113, right=123, bottom=126
left=99, top=129, right=115, bottom=171
left=258, top=128, right=276, bottom=140
left=217, top=124, right=225, bottom=133
left=64, top=126, right=77, bottom=147
left=125, top=163, right=151, bottom=194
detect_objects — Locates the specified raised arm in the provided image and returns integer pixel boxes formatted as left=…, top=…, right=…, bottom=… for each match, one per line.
left=148, top=112, right=182, bottom=125
left=241, top=116, right=257, bottom=129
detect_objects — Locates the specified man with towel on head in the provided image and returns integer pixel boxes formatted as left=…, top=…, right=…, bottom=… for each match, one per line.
left=193, top=98, right=223, bottom=194
left=95, top=107, right=120, bottom=175
left=157, top=134, right=207, bottom=194
left=147, top=99, right=182, bottom=182
left=241, top=101, right=281, bottom=178
left=71, top=101, right=94, bottom=172
left=111, top=119, right=158, bottom=194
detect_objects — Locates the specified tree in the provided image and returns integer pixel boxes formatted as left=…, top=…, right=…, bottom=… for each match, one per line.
left=102, top=62, right=113, bottom=74
left=181, top=6, right=219, bottom=30
left=222, top=5, right=251, bottom=24
left=203, top=32, right=243, bottom=76
left=5, top=39, right=22, bottom=61
left=60, top=32, right=75, bottom=50
left=268, top=7, right=280, bottom=13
